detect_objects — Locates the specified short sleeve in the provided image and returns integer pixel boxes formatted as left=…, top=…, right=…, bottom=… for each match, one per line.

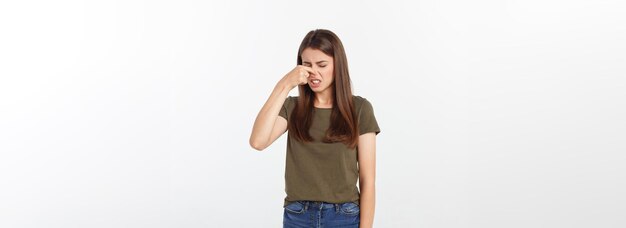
left=278, top=96, right=290, bottom=121
left=358, top=98, right=381, bottom=135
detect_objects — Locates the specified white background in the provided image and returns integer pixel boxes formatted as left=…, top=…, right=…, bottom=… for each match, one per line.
left=1, top=0, right=625, bottom=227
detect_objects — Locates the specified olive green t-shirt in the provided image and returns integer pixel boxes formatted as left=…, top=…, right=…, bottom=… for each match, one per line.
left=278, top=95, right=381, bottom=207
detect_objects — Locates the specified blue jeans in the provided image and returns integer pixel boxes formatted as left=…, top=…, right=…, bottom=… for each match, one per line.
left=283, top=200, right=360, bottom=228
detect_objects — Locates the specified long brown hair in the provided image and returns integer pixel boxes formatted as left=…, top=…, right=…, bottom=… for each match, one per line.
left=289, top=29, right=359, bottom=149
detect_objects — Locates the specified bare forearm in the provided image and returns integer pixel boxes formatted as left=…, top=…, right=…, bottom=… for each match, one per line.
left=359, top=184, right=376, bottom=227
left=249, top=80, right=291, bottom=149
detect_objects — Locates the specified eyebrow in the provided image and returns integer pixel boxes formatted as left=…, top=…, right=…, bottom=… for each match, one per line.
left=302, top=60, right=329, bottom=64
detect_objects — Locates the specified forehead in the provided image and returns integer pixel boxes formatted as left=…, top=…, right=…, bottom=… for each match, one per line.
left=301, top=48, right=333, bottom=61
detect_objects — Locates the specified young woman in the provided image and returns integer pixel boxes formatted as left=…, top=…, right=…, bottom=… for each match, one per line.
left=250, top=29, right=380, bottom=228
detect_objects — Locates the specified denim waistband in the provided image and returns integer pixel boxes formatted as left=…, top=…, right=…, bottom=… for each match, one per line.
left=297, top=200, right=338, bottom=210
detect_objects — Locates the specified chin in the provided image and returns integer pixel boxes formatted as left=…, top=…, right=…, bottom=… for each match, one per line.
left=309, top=86, right=322, bottom=91
left=312, top=87, right=329, bottom=93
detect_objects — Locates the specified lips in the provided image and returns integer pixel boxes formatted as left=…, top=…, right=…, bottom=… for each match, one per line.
left=308, top=78, right=321, bottom=88
left=309, top=78, right=322, bottom=85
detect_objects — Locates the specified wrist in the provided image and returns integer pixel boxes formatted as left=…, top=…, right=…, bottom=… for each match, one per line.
left=277, top=79, right=295, bottom=91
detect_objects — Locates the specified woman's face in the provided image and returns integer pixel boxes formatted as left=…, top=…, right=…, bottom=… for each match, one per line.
left=301, top=48, right=334, bottom=93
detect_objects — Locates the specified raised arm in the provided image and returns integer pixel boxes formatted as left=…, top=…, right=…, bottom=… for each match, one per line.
left=249, top=65, right=316, bottom=151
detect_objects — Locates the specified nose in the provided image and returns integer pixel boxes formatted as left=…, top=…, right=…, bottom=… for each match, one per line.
left=312, top=66, right=322, bottom=74
left=310, top=68, right=321, bottom=78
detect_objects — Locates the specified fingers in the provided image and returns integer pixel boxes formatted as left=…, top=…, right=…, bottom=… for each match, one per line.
left=297, top=70, right=309, bottom=79
left=294, top=66, right=319, bottom=86
left=298, top=65, right=316, bottom=76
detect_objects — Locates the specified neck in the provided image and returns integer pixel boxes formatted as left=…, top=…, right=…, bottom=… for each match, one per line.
left=314, top=88, right=334, bottom=107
